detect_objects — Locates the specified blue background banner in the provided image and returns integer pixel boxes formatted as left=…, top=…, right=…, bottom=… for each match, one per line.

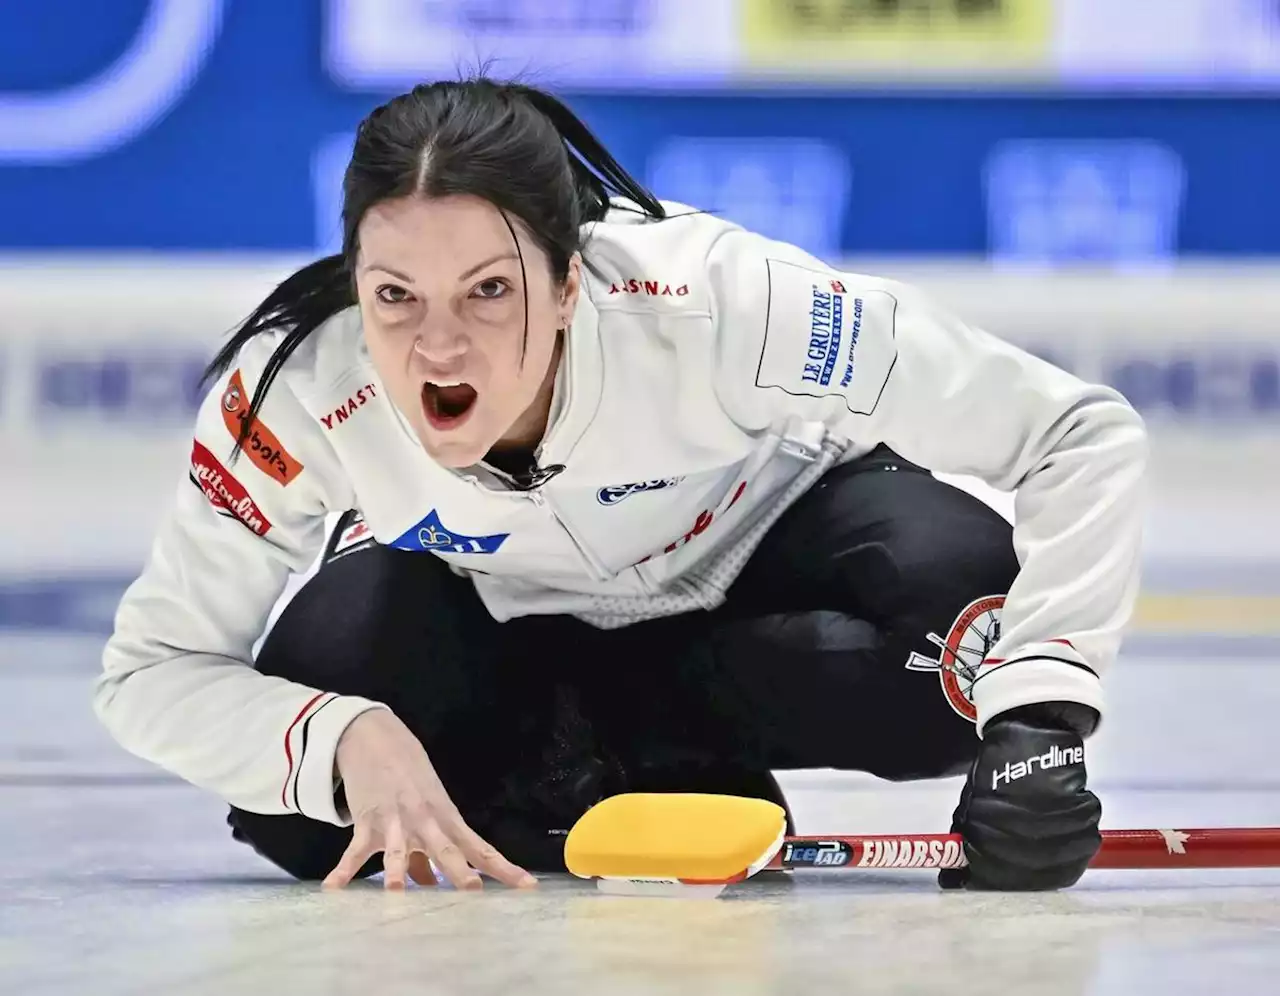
left=2, top=0, right=1280, bottom=259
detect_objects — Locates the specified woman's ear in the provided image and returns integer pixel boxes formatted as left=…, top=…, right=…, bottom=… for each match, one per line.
left=560, top=253, right=583, bottom=323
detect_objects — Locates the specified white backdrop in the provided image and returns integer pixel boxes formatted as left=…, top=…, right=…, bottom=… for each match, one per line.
left=3, top=258, right=1278, bottom=592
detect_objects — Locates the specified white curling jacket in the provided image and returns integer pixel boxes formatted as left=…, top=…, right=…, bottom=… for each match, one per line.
left=95, top=204, right=1148, bottom=825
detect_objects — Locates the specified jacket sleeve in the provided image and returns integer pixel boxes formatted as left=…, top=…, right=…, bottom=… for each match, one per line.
left=707, top=228, right=1149, bottom=736
left=93, top=334, right=388, bottom=823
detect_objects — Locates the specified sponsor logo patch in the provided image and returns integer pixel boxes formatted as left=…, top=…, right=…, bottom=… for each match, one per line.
left=781, top=841, right=851, bottom=867
left=754, top=259, right=897, bottom=415
left=389, top=510, right=508, bottom=555
left=321, top=383, right=379, bottom=430
left=855, top=838, right=965, bottom=870
left=220, top=370, right=304, bottom=485
left=991, top=744, right=1085, bottom=790
left=607, top=278, right=690, bottom=297
left=782, top=837, right=966, bottom=870
left=596, top=477, right=684, bottom=506
left=190, top=441, right=272, bottom=536
left=904, top=595, right=1005, bottom=723
left=636, top=479, right=748, bottom=564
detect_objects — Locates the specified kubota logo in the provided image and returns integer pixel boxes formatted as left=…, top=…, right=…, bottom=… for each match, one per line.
left=220, top=370, right=304, bottom=485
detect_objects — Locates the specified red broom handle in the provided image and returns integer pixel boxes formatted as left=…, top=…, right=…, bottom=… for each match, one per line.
left=768, top=827, right=1280, bottom=871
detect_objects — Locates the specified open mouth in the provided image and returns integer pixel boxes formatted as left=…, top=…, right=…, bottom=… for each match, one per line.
left=422, top=381, right=478, bottom=431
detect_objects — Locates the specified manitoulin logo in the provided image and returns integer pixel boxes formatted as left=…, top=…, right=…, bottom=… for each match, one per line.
left=596, top=477, right=684, bottom=506
left=190, top=441, right=272, bottom=536
left=220, top=370, right=304, bottom=485
left=904, top=595, right=1004, bottom=723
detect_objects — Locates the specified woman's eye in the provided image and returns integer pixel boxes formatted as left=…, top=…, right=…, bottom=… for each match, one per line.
left=473, top=279, right=508, bottom=300
left=375, top=285, right=411, bottom=305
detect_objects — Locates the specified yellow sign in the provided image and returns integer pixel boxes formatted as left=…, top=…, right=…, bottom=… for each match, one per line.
left=740, top=0, right=1053, bottom=79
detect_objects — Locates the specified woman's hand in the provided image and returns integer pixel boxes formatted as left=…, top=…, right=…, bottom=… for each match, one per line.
left=324, top=708, right=538, bottom=891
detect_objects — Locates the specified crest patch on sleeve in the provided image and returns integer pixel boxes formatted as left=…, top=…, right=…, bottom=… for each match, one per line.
left=755, top=259, right=898, bottom=415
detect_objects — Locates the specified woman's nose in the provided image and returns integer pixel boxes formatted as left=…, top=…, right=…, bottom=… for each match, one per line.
left=412, top=322, right=467, bottom=364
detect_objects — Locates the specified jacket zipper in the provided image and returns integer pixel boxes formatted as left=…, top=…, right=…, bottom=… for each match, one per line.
left=457, top=466, right=615, bottom=583
left=527, top=489, right=618, bottom=583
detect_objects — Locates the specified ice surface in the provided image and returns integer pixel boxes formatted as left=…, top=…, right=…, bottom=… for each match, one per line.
left=3, top=633, right=1279, bottom=996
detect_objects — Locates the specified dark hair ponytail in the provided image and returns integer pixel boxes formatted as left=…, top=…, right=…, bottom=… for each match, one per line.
left=513, top=85, right=663, bottom=224
left=203, top=76, right=665, bottom=455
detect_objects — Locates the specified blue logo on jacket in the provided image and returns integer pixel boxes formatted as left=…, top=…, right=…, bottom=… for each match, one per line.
left=801, top=284, right=843, bottom=388
left=597, top=477, right=684, bottom=506
left=390, top=510, right=508, bottom=555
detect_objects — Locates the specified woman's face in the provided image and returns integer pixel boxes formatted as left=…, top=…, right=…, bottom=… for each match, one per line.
left=356, top=194, right=580, bottom=468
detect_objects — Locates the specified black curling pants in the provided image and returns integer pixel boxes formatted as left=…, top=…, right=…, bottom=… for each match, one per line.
left=227, top=446, right=1020, bottom=879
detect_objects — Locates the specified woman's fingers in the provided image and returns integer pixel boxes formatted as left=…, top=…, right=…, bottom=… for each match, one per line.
left=448, top=816, right=538, bottom=889
left=381, top=820, right=410, bottom=890
left=319, top=786, right=533, bottom=891
left=323, top=823, right=376, bottom=890
left=421, top=819, right=483, bottom=890
left=328, top=712, right=537, bottom=891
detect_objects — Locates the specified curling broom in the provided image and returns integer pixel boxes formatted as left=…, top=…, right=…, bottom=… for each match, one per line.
left=563, top=793, right=1280, bottom=896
